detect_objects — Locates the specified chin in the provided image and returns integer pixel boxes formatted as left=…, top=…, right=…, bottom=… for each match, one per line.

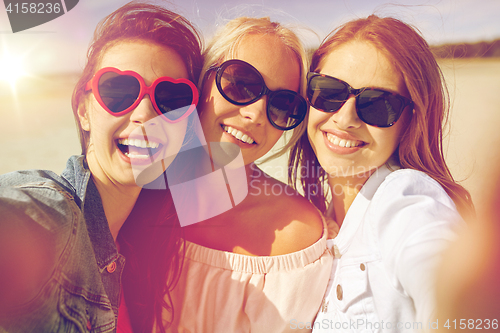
left=242, top=151, right=261, bottom=166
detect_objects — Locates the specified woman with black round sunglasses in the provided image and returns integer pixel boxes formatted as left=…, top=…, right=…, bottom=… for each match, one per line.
left=0, top=2, right=202, bottom=332
left=289, top=15, right=475, bottom=330
left=159, top=16, right=333, bottom=332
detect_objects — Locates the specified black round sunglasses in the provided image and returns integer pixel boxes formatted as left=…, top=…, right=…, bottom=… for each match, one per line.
left=206, top=59, right=307, bottom=131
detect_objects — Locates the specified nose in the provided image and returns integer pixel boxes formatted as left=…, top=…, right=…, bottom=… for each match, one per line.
left=239, top=97, right=267, bottom=126
left=330, top=96, right=362, bottom=129
left=129, top=95, right=159, bottom=125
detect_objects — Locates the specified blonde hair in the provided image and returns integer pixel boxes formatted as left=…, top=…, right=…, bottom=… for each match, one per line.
left=199, top=16, right=309, bottom=160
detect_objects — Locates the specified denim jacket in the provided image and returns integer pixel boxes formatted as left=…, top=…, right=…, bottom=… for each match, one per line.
left=0, top=156, right=124, bottom=333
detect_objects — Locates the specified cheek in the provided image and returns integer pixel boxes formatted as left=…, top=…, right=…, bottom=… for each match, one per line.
left=198, top=90, right=218, bottom=129
left=267, top=127, right=283, bottom=147
left=166, top=120, right=188, bottom=151
left=87, top=99, right=107, bottom=127
left=199, top=81, right=219, bottom=115
left=307, top=108, right=328, bottom=137
left=87, top=104, right=121, bottom=142
left=371, top=127, right=401, bottom=157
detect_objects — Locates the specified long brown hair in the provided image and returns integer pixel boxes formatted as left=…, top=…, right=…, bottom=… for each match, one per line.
left=289, top=15, right=474, bottom=219
left=119, top=187, right=184, bottom=333
left=73, top=2, right=203, bottom=332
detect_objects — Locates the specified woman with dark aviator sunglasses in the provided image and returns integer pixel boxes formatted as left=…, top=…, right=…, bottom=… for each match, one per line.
left=155, top=16, right=333, bottom=332
left=0, top=2, right=201, bottom=332
left=289, top=15, right=475, bottom=330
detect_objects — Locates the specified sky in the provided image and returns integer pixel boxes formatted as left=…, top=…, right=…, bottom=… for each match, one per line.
left=1, top=0, right=500, bottom=76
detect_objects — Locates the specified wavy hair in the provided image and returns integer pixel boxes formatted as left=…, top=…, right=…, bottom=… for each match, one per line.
left=289, top=15, right=474, bottom=219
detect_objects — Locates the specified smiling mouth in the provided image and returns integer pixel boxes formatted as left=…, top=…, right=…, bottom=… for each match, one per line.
left=221, top=125, right=256, bottom=144
left=117, top=138, right=163, bottom=159
left=325, top=132, right=366, bottom=148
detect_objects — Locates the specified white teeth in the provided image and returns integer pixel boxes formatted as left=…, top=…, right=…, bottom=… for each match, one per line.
left=326, top=133, right=362, bottom=148
left=223, top=125, right=255, bottom=144
left=118, top=138, right=159, bottom=149
left=124, top=152, right=151, bottom=159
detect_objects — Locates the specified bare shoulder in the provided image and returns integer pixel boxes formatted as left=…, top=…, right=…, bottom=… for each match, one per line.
left=250, top=169, right=324, bottom=255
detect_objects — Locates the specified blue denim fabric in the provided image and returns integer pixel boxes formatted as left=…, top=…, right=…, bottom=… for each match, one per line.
left=0, top=156, right=123, bottom=332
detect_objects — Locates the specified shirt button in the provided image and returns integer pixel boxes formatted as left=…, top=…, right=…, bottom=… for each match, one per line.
left=360, top=263, right=366, bottom=271
left=336, top=284, right=343, bottom=301
left=333, top=245, right=342, bottom=259
left=106, top=261, right=116, bottom=273
left=321, top=299, right=329, bottom=312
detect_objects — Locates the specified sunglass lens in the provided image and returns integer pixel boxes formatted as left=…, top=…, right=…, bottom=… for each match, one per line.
left=219, top=62, right=263, bottom=104
left=307, top=76, right=348, bottom=112
left=268, top=92, right=306, bottom=130
left=98, top=72, right=140, bottom=113
left=155, top=81, right=194, bottom=121
left=357, top=90, right=403, bottom=127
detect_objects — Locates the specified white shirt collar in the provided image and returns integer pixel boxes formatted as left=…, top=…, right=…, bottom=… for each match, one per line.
left=328, top=162, right=399, bottom=255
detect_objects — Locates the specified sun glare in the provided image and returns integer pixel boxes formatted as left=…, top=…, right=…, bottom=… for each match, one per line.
left=0, top=50, right=27, bottom=87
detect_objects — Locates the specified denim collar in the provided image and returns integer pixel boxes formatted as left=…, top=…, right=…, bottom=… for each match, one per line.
left=61, top=155, right=90, bottom=207
left=61, top=155, right=119, bottom=271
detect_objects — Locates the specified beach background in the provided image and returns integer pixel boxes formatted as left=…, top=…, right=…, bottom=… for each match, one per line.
left=2, top=58, right=500, bottom=214
left=1, top=0, right=500, bottom=214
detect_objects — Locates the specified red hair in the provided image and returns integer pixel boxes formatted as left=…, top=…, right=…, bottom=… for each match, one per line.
left=289, top=15, right=474, bottom=219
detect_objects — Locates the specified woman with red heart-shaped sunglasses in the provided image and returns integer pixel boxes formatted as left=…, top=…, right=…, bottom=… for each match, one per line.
left=0, top=2, right=202, bottom=332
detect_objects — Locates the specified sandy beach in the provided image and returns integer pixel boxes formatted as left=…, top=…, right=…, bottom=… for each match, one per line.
left=1, top=58, right=500, bottom=212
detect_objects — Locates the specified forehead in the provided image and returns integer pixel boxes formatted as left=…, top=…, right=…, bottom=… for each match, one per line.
left=230, top=33, right=301, bottom=92
left=99, top=40, right=189, bottom=81
left=319, top=41, right=406, bottom=95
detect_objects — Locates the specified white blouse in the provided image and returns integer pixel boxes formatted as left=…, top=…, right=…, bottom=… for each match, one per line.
left=313, top=165, right=464, bottom=332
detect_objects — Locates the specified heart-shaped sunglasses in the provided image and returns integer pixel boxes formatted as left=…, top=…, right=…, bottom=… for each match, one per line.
left=85, top=67, right=199, bottom=123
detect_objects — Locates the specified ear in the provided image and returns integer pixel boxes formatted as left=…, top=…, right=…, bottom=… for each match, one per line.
left=77, top=104, right=90, bottom=131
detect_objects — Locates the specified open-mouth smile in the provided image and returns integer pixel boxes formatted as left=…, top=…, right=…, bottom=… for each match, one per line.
left=117, top=138, right=163, bottom=159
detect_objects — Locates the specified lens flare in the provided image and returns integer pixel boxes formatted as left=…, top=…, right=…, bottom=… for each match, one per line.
left=0, top=49, right=27, bottom=88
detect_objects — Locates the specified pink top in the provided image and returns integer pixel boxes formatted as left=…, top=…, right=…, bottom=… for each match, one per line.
left=117, top=290, right=133, bottom=333
left=164, top=222, right=333, bottom=332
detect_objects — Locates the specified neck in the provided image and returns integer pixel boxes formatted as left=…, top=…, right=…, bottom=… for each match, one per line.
left=204, top=143, right=257, bottom=192
left=328, top=170, right=374, bottom=226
